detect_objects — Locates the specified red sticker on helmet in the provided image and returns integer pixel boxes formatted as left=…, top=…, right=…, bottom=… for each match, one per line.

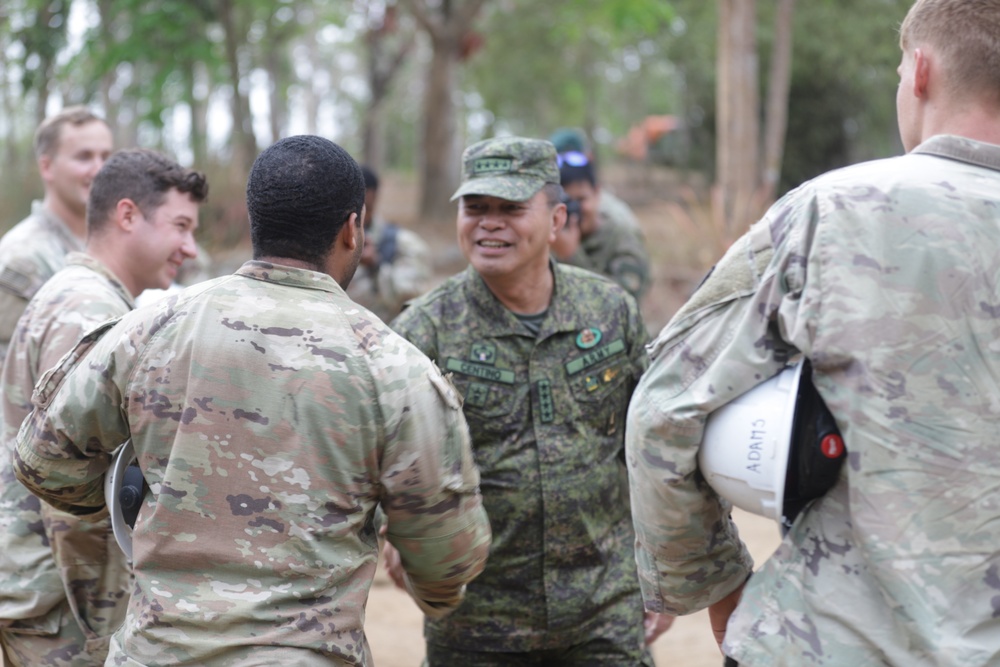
left=821, top=434, right=845, bottom=459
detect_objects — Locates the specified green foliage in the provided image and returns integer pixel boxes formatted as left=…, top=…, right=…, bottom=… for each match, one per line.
left=462, top=0, right=677, bottom=157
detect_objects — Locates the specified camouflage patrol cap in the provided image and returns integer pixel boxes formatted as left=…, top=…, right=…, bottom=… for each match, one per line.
left=451, top=137, right=560, bottom=202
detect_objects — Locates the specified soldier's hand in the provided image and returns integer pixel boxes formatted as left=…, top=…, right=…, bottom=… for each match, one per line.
left=708, top=580, right=747, bottom=651
left=643, top=611, right=675, bottom=645
left=381, top=541, right=406, bottom=591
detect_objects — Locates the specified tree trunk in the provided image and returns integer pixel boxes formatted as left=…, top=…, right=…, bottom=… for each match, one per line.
left=219, top=0, right=257, bottom=173
left=419, top=37, right=460, bottom=224
left=761, top=0, right=795, bottom=203
left=716, top=0, right=760, bottom=238
left=183, top=61, right=209, bottom=167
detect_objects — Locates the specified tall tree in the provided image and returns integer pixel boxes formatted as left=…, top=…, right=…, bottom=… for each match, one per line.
left=716, top=0, right=760, bottom=238
left=399, top=0, right=488, bottom=224
left=360, top=1, right=415, bottom=170
left=760, top=0, right=794, bottom=203
left=218, top=0, right=257, bottom=173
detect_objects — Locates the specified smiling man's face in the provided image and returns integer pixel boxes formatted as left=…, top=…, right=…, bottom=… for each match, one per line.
left=457, top=191, right=558, bottom=281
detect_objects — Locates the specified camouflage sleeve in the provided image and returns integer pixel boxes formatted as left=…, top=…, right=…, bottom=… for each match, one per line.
left=0, top=291, right=29, bottom=362
left=625, top=198, right=810, bottom=615
left=13, top=319, right=129, bottom=517
left=385, top=305, right=491, bottom=614
left=379, top=355, right=490, bottom=616
left=375, top=228, right=433, bottom=315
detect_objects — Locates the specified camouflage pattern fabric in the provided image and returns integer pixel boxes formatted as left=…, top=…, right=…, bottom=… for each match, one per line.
left=625, top=135, right=1000, bottom=666
left=392, top=262, right=651, bottom=656
left=346, top=216, right=432, bottom=322
left=14, top=260, right=491, bottom=667
left=564, top=192, right=650, bottom=301
left=451, top=137, right=560, bottom=203
left=0, top=203, right=85, bottom=364
left=0, top=253, right=134, bottom=666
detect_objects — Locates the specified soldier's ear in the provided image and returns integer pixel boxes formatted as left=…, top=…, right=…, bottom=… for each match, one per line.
left=115, top=199, right=141, bottom=232
left=340, top=212, right=360, bottom=251
left=550, top=201, right=567, bottom=243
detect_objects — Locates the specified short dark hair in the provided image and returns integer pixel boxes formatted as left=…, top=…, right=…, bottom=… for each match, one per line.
left=247, top=135, right=365, bottom=266
left=87, top=149, right=209, bottom=235
left=34, top=106, right=108, bottom=160
left=361, top=165, right=379, bottom=191
left=559, top=162, right=597, bottom=188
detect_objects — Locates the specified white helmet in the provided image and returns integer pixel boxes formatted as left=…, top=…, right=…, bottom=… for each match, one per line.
left=104, top=440, right=147, bottom=560
left=698, top=360, right=846, bottom=529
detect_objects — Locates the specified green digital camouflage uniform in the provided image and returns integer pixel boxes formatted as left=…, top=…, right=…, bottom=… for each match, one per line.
left=0, top=252, right=134, bottom=666
left=392, top=261, right=651, bottom=659
left=14, top=260, right=491, bottom=667
left=346, top=215, right=433, bottom=322
left=565, top=191, right=650, bottom=302
left=626, top=135, right=1000, bottom=666
left=0, top=202, right=85, bottom=364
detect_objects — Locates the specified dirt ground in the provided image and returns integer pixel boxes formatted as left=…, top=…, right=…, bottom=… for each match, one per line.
left=356, top=171, right=778, bottom=666
left=365, top=509, right=780, bottom=667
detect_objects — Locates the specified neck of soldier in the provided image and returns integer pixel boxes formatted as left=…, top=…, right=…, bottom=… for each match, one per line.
left=481, top=260, right=554, bottom=315
left=43, top=193, right=87, bottom=239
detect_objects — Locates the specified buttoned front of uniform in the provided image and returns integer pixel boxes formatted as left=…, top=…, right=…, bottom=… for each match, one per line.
left=393, top=262, right=648, bottom=652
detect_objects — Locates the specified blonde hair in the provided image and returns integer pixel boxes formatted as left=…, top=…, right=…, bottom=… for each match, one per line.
left=33, top=106, right=108, bottom=160
left=900, top=0, right=1000, bottom=104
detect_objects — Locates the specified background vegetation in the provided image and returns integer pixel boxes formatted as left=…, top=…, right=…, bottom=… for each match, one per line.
left=0, top=0, right=912, bottom=250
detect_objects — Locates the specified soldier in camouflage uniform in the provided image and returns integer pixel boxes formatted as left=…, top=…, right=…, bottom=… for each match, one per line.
left=558, top=156, right=651, bottom=303
left=0, top=107, right=113, bottom=365
left=388, top=137, right=671, bottom=665
left=13, top=135, right=491, bottom=666
left=625, top=1, right=1000, bottom=665
left=346, top=166, right=433, bottom=322
left=0, top=149, right=207, bottom=667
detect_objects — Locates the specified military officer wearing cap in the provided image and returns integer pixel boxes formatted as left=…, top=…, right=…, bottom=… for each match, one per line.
left=387, top=136, right=672, bottom=665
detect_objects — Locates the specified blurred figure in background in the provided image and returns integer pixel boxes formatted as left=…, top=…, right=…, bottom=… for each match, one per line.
left=346, top=165, right=432, bottom=321
left=550, top=129, right=651, bottom=303
left=0, top=107, right=113, bottom=364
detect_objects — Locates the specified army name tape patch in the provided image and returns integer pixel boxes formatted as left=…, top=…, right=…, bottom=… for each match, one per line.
left=565, top=339, right=626, bottom=375
left=445, top=358, right=515, bottom=384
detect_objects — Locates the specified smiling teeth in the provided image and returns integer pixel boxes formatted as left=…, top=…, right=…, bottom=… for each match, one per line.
left=480, top=241, right=507, bottom=247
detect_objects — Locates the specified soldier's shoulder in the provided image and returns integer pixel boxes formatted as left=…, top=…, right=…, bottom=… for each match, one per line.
left=402, top=271, right=467, bottom=311
left=0, top=214, right=54, bottom=259
left=556, top=263, right=638, bottom=310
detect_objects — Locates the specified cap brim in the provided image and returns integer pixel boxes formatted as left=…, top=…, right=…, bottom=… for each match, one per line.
left=450, top=176, right=546, bottom=202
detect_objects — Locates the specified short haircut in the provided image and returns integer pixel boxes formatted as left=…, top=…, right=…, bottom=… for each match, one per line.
left=247, top=135, right=365, bottom=266
left=900, top=0, right=1000, bottom=104
left=361, top=165, right=379, bottom=191
left=559, top=162, right=597, bottom=189
left=87, top=149, right=209, bottom=235
left=34, top=106, right=109, bottom=160
left=541, top=182, right=564, bottom=208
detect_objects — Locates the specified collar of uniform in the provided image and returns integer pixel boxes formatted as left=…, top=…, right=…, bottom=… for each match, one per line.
left=913, top=135, right=1000, bottom=172
left=65, top=251, right=136, bottom=309
left=466, top=260, right=584, bottom=339
left=30, top=200, right=85, bottom=252
left=236, top=260, right=346, bottom=296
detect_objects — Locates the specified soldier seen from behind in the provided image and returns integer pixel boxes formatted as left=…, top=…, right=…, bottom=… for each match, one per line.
left=13, top=135, right=491, bottom=666
left=625, top=0, right=1000, bottom=664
